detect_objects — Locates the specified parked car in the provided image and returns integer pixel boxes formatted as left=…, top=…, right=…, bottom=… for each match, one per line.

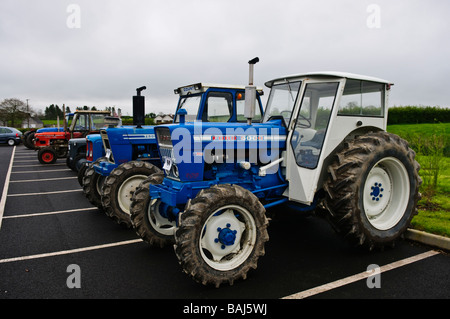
left=0, top=127, right=22, bottom=146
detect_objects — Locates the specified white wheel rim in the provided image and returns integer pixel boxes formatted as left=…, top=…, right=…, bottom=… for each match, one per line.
left=148, top=199, right=176, bottom=236
left=199, top=205, right=256, bottom=271
left=117, top=175, right=147, bottom=215
left=363, top=157, right=410, bottom=230
left=8, top=139, right=14, bottom=146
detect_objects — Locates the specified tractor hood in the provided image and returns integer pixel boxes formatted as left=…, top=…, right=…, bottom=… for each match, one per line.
left=154, top=119, right=287, bottom=182
left=102, top=125, right=156, bottom=145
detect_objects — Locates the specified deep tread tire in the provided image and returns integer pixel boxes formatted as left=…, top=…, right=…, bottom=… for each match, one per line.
left=38, top=147, right=57, bottom=164
left=130, top=173, right=173, bottom=247
left=82, top=157, right=107, bottom=209
left=102, top=161, right=162, bottom=227
left=72, top=153, right=86, bottom=172
left=174, top=184, right=269, bottom=287
left=25, top=132, right=36, bottom=149
left=324, top=131, right=421, bottom=249
left=77, top=162, right=88, bottom=186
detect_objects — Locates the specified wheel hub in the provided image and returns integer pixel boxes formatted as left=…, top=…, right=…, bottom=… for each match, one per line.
left=364, top=166, right=391, bottom=218
left=363, top=157, right=410, bottom=231
left=118, top=175, right=147, bottom=214
left=370, top=182, right=384, bottom=201
left=216, top=224, right=238, bottom=248
left=201, top=209, right=245, bottom=263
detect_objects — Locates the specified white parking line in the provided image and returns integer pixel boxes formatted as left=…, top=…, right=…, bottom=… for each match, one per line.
left=0, top=239, right=142, bottom=264
left=12, top=156, right=36, bottom=159
left=3, top=207, right=98, bottom=219
left=282, top=250, right=440, bottom=299
left=13, top=164, right=67, bottom=167
left=10, top=176, right=77, bottom=183
left=11, top=169, right=71, bottom=173
left=7, top=189, right=82, bottom=197
left=0, top=146, right=15, bottom=230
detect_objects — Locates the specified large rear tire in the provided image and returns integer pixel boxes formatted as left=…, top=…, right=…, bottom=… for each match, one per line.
left=102, top=161, right=162, bottom=227
left=130, top=173, right=174, bottom=247
left=174, top=184, right=269, bottom=287
left=324, top=131, right=421, bottom=249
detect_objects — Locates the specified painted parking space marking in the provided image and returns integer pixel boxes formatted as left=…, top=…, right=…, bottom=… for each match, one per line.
left=10, top=176, right=77, bottom=183
left=2, top=207, right=98, bottom=219
left=7, top=189, right=82, bottom=197
left=0, top=239, right=142, bottom=264
left=13, top=163, right=67, bottom=167
left=282, top=250, right=440, bottom=299
left=0, top=146, right=15, bottom=230
left=11, top=168, right=71, bottom=174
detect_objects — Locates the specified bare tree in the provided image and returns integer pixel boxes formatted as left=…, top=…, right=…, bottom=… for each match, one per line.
left=0, top=98, right=30, bottom=127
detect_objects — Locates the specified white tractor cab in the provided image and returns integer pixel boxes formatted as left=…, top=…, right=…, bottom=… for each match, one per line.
left=264, top=72, right=391, bottom=204
left=260, top=71, right=420, bottom=243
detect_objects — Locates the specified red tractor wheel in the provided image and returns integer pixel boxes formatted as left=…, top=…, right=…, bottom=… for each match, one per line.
left=38, top=147, right=57, bottom=164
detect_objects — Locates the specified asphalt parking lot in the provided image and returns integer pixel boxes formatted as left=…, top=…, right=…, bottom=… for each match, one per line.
left=0, top=144, right=449, bottom=304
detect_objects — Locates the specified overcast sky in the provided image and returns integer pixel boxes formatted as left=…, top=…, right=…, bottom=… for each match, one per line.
left=1, top=0, right=449, bottom=116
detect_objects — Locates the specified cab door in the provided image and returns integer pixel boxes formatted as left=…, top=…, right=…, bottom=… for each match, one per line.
left=285, top=79, right=343, bottom=204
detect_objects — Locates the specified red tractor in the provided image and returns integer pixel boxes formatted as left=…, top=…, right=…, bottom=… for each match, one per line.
left=34, top=110, right=111, bottom=164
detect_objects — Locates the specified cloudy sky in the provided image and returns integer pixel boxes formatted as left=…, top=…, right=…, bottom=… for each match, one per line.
left=1, top=0, right=449, bottom=116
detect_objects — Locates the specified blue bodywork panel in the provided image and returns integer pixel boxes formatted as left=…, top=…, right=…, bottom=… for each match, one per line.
left=149, top=119, right=297, bottom=218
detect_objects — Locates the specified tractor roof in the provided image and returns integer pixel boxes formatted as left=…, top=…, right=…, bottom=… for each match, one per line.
left=73, top=110, right=111, bottom=114
left=265, top=72, right=393, bottom=88
left=175, top=83, right=264, bottom=96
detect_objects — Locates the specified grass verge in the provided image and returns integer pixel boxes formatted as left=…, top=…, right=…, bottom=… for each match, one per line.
left=388, top=123, right=450, bottom=238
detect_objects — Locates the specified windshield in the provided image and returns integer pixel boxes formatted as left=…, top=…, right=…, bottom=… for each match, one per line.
left=263, top=81, right=301, bottom=126
left=90, top=113, right=109, bottom=130
left=175, top=94, right=202, bottom=122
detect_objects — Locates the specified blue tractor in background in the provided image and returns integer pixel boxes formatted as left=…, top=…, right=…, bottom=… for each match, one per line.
left=82, top=83, right=265, bottom=229
left=129, top=58, right=421, bottom=287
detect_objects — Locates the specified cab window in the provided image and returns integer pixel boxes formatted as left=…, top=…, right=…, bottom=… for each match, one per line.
left=338, top=80, right=384, bottom=116
left=203, top=92, right=232, bottom=122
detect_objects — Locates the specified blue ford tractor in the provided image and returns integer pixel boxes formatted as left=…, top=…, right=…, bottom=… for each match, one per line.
left=130, top=58, right=421, bottom=287
left=83, top=83, right=265, bottom=228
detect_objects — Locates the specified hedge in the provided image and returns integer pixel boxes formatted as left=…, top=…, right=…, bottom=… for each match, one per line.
left=387, top=106, right=450, bottom=125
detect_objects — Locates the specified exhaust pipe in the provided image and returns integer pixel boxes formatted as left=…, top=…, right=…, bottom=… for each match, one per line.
left=133, top=86, right=146, bottom=128
left=245, top=57, right=259, bottom=126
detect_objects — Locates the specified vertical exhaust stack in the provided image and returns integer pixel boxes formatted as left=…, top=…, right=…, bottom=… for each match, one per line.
left=133, top=86, right=146, bottom=128
left=245, top=57, right=259, bottom=126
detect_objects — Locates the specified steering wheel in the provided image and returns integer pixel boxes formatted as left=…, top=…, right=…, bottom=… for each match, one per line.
left=296, top=113, right=311, bottom=128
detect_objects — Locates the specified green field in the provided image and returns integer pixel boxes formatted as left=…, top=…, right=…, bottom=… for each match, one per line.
left=387, top=123, right=450, bottom=237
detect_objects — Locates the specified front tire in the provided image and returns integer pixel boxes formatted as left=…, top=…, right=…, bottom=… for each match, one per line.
left=324, top=131, right=421, bottom=249
left=130, top=173, right=174, bottom=247
left=77, top=162, right=88, bottom=186
left=102, top=161, right=162, bottom=227
left=174, top=184, right=269, bottom=287
left=82, top=157, right=107, bottom=209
